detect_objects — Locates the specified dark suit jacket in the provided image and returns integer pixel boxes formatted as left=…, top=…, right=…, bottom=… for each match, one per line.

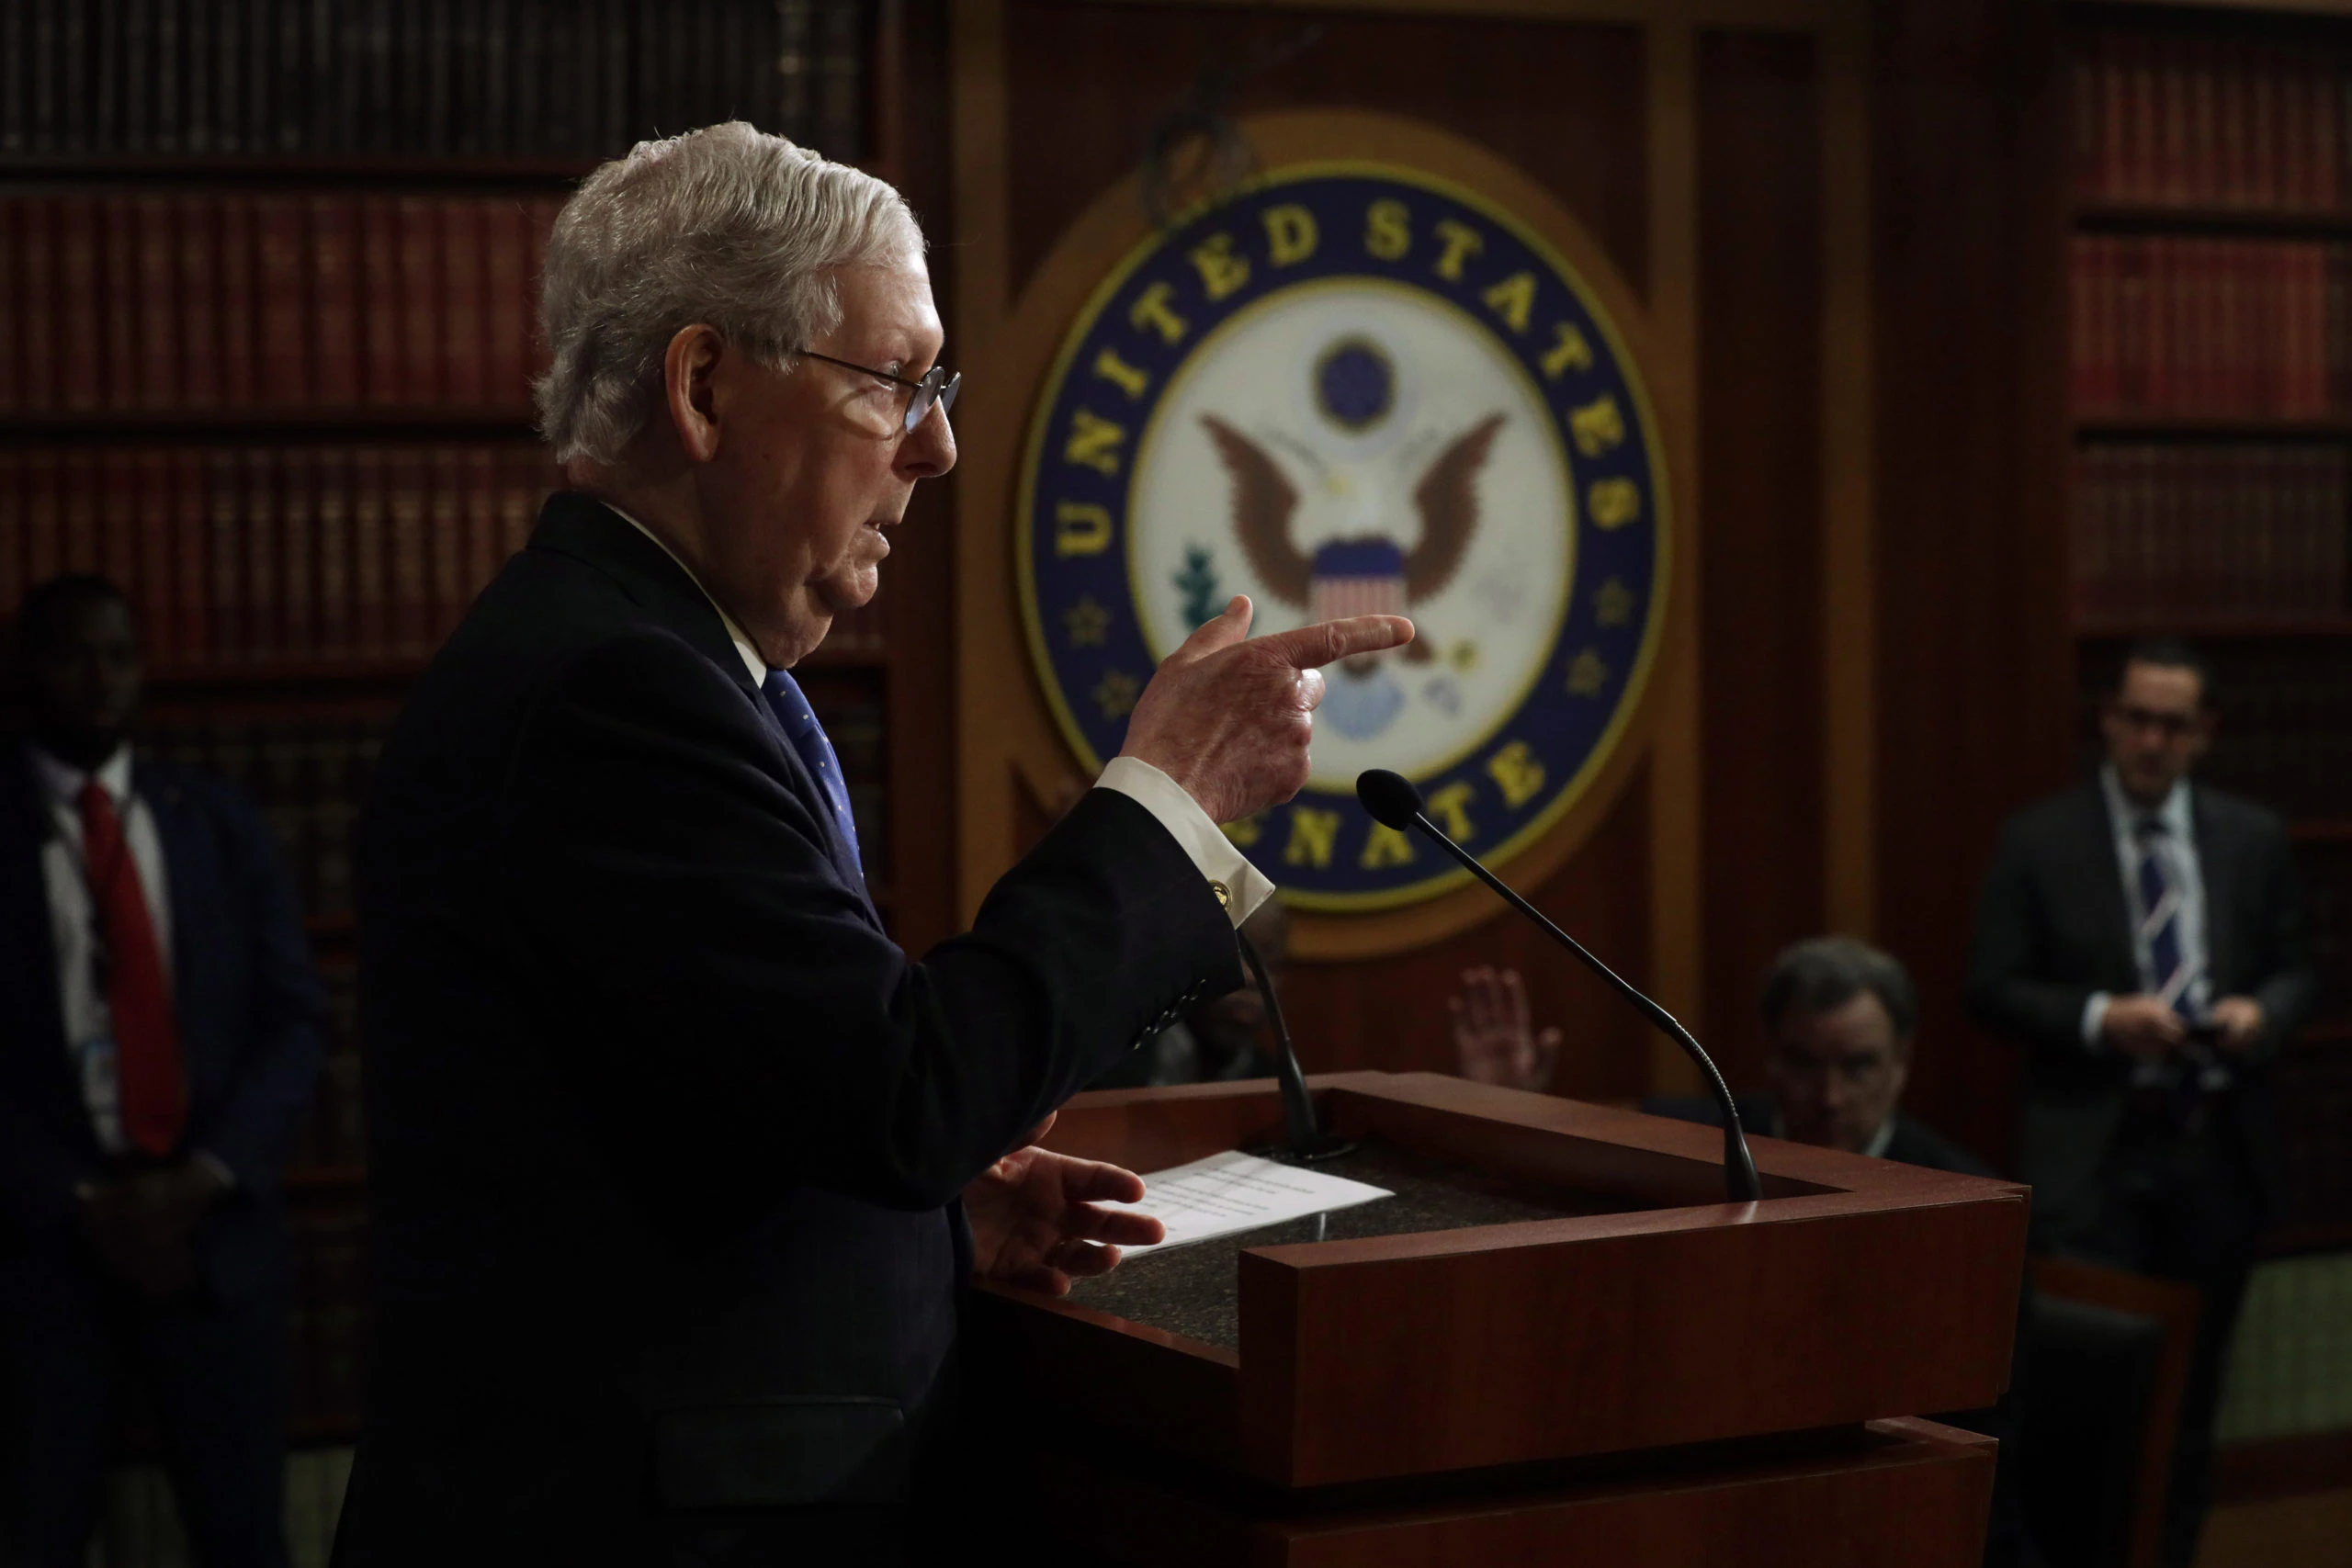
left=1964, top=778, right=2317, bottom=1241
left=0, top=742, right=325, bottom=1301
left=334, top=495, right=1243, bottom=1562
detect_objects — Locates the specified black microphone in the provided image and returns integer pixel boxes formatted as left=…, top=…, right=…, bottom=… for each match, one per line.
left=1356, top=769, right=1763, bottom=1202
left=1238, top=923, right=1356, bottom=1164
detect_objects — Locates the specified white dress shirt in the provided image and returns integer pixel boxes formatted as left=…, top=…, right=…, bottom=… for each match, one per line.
left=30, top=743, right=173, bottom=1157
left=606, top=503, right=1274, bottom=926
left=2081, top=766, right=2211, bottom=1051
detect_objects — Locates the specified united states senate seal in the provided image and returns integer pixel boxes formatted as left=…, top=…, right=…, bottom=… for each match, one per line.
left=1017, top=164, right=1669, bottom=910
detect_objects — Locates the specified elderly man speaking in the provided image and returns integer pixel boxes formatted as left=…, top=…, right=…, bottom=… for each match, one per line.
left=328, top=125, right=1407, bottom=1563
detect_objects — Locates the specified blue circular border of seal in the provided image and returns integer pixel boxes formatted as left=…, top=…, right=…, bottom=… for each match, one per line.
left=1015, top=162, right=1672, bottom=912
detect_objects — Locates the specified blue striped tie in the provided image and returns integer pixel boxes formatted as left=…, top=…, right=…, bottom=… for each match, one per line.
left=761, top=669, right=863, bottom=875
left=2135, top=817, right=2188, bottom=1017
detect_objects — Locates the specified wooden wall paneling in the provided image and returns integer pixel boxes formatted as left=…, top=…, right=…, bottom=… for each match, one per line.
left=1695, top=28, right=1828, bottom=1087
left=881, top=0, right=961, bottom=957
left=1867, top=0, right=2075, bottom=1168
left=953, top=0, right=1872, bottom=1103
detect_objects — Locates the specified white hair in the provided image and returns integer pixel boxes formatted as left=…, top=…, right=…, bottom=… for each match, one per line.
left=534, top=121, right=923, bottom=467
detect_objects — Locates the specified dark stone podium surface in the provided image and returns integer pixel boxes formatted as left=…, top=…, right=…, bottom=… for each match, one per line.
left=1063, top=1137, right=1634, bottom=1352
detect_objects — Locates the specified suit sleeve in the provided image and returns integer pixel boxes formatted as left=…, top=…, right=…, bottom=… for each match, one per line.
left=1964, top=817, right=2100, bottom=1059
left=192, top=786, right=330, bottom=1194
left=504, top=631, right=1245, bottom=1214
left=2244, top=816, right=2319, bottom=1066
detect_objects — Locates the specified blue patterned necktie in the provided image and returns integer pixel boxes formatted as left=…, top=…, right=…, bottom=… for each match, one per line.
left=761, top=668, right=863, bottom=876
left=2135, top=817, right=2188, bottom=1017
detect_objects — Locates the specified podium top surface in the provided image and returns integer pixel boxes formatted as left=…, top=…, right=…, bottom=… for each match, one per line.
left=972, top=1071, right=2030, bottom=1490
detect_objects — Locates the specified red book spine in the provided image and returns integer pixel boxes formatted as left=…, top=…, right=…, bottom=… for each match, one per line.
left=0, top=453, right=21, bottom=617
left=136, top=450, right=173, bottom=660
left=176, top=195, right=220, bottom=408
left=61, top=451, right=97, bottom=572
left=60, top=197, right=101, bottom=411
left=361, top=197, right=402, bottom=406
left=387, top=448, right=426, bottom=657
left=101, top=196, right=138, bottom=410
left=483, top=202, right=527, bottom=412
left=310, top=196, right=360, bottom=407
left=20, top=197, right=56, bottom=412
left=2191, top=46, right=2219, bottom=205
left=243, top=449, right=278, bottom=663
left=398, top=198, right=442, bottom=407
left=278, top=446, right=314, bottom=660
left=2252, top=46, right=2278, bottom=209
left=441, top=200, right=485, bottom=409
left=314, top=448, right=350, bottom=660
left=2220, top=39, right=2248, bottom=208
left=2131, top=32, right=2157, bottom=202
left=0, top=198, right=17, bottom=415
left=2100, top=32, right=2125, bottom=200
left=218, top=196, right=256, bottom=408
left=172, top=448, right=208, bottom=661
left=135, top=195, right=178, bottom=409
left=463, top=446, right=498, bottom=601
left=500, top=446, right=540, bottom=556
left=25, top=451, right=62, bottom=584
left=254, top=196, right=311, bottom=408
left=2318, top=57, right=2343, bottom=216
left=2282, top=51, right=2310, bottom=210
left=2119, top=238, right=2146, bottom=411
left=98, top=451, right=137, bottom=593
left=428, top=446, right=463, bottom=640
left=2071, top=238, right=2094, bottom=409
left=351, top=448, right=387, bottom=660
left=207, top=449, right=243, bottom=661
left=526, top=198, right=560, bottom=378
left=2160, top=34, right=2188, bottom=206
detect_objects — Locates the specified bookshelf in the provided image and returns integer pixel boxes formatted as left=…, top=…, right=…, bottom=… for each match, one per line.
left=0, top=0, right=903, bottom=1453
left=2064, top=2, right=2352, bottom=1261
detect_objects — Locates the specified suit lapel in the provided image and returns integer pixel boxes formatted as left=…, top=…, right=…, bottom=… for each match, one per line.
left=530, top=496, right=883, bottom=931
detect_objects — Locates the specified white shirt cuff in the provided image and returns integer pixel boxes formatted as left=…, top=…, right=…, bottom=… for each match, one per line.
left=1095, top=757, right=1276, bottom=929
left=2081, top=992, right=2111, bottom=1049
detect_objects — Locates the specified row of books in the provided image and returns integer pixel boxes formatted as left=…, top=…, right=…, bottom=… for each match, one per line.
left=0, top=0, right=865, bottom=163
left=142, top=709, right=391, bottom=929
left=2072, top=444, right=2347, bottom=620
left=0, top=193, right=560, bottom=414
left=0, top=445, right=895, bottom=668
left=2073, top=28, right=2351, bottom=210
left=2070, top=236, right=2347, bottom=417
left=2166, top=648, right=2352, bottom=821
left=0, top=444, right=559, bottom=666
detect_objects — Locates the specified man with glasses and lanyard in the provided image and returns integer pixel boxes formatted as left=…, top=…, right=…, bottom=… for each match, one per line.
left=1968, top=637, right=2317, bottom=1568
left=333, top=123, right=1410, bottom=1565
left=1, top=573, right=326, bottom=1568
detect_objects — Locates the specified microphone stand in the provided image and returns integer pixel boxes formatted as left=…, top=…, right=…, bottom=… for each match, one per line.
left=1238, top=925, right=1357, bottom=1164
left=1365, top=784, right=1762, bottom=1202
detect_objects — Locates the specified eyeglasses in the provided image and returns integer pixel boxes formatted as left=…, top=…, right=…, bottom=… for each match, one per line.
left=796, top=348, right=961, bottom=434
left=2111, top=704, right=2199, bottom=739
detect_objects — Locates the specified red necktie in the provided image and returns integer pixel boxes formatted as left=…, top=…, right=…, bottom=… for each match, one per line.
left=78, top=780, right=187, bottom=1156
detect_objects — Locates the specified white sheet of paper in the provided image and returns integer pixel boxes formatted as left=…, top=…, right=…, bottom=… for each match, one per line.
left=1104, top=1149, right=1394, bottom=1257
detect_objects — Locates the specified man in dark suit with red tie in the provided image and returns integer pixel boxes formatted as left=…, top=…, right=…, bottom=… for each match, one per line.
left=0, top=573, right=327, bottom=1568
left=1968, top=638, right=2317, bottom=1568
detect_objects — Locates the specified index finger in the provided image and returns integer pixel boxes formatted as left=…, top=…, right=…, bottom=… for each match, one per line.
left=1252, top=615, right=1415, bottom=670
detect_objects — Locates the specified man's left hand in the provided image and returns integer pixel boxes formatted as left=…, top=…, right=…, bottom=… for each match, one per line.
left=964, top=1114, right=1167, bottom=1296
left=2209, top=996, right=2266, bottom=1054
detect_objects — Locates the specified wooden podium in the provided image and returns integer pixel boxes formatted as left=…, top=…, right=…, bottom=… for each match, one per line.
left=965, top=1071, right=2030, bottom=1566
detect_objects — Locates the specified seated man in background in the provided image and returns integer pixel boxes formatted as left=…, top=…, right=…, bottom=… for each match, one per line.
left=0, top=574, right=327, bottom=1568
left=1450, top=936, right=1987, bottom=1174
left=1089, top=902, right=1288, bottom=1089
left=1657, top=933, right=1990, bottom=1174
